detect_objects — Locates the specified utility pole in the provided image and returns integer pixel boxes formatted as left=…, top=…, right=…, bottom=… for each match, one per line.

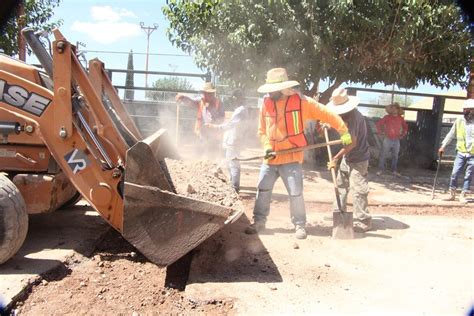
left=139, top=22, right=158, bottom=87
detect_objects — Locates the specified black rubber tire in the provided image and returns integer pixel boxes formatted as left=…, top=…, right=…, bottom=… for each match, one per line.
left=0, top=174, right=28, bottom=264
left=61, top=191, right=82, bottom=209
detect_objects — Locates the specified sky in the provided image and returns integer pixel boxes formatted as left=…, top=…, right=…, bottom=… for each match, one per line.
left=25, top=0, right=467, bottom=103
left=26, top=0, right=204, bottom=98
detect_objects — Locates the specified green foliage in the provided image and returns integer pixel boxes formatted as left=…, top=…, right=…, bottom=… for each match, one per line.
left=0, top=0, right=62, bottom=56
left=146, top=76, right=194, bottom=100
left=163, top=0, right=471, bottom=95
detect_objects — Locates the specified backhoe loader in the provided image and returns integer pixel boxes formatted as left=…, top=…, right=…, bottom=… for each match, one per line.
left=0, top=28, right=242, bottom=266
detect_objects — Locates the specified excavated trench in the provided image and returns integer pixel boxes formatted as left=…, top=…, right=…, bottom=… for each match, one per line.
left=164, top=158, right=243, bottom=290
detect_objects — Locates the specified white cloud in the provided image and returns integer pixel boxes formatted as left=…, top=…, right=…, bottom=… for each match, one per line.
left=71, top=21, right=140, bottom=44
left=71, top=6, right=140, bottom=44
left=90, top=6, right=136, bottom=23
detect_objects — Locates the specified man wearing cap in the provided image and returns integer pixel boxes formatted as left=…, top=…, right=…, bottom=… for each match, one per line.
left=176, top=82, right=225, bottom=156
left=245, top=68, right=352, bottom=239
left=326, top=88, right=372, bottom=232
left=438, top=99, right=474, bottom=203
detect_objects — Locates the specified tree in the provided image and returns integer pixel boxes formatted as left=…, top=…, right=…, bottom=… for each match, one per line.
left=124, top=50, right=135, bottom=101
left=163, top=0, right=471, bottom=102
left=145, top=76, right=194, bottom=101
left=0, top=0, right=62, bottom=56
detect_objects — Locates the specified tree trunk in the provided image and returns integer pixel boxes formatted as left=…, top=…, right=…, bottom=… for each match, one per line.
left=468, top=56, right=474, bottom=99
left=318, top=80, right=343, bottom=104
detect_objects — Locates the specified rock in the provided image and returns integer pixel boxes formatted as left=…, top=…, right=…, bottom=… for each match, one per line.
left=41, top=279, right=48, bottom=286
left=98, top=261, right=104, bottom=267
left=132, top=312, right=139, bottom=316
left=269, top=286, right=277, bottom=291
left=80, top=281, right=87, bottom=287
left=187, top=184, right=197, bottom=194
left=293, top=242, right=299, bottom=249
left=324, top=264, right=331, bottom=268
left=130, top=251, right=137, bottom=258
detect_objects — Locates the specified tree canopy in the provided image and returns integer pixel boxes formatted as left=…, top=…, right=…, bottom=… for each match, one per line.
left=145, top=76, right=194, bottom=100
left=0, top=0, right=62, bottom=56
left=163, top=0, right=471, bottom=100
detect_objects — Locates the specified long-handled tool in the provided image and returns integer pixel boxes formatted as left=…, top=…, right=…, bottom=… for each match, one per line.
left=232, top=139, right=343, bottom=161
left=323, top=126, right=354, bottom=239
left=431, top=152, right=443, bottom=200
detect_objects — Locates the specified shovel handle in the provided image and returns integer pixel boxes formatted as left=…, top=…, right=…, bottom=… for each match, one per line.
left=431, top=151, right=443, bottom=200
left=323, top=127, right=343, bottom=211
left=233, top=139, right=343, bottom=161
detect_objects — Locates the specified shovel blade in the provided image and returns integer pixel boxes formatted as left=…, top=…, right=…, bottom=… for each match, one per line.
left=122, top=129, right=242, bottom=267
left=332, top=211, right=354, bottom=239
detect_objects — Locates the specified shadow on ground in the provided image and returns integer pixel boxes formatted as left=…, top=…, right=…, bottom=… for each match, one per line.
left=187, top=214, right=283, bottom=284
left=0, top=205, right=108, bottom=277
left=261, top=215, right=409, bottom=241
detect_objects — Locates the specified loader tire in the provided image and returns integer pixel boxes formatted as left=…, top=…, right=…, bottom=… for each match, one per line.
left=61, top=191, right=82, bottom=209
left=0, top=174, right=28, bottom=264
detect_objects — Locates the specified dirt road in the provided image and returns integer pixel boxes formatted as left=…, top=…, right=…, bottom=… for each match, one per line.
left=4, top=158, right=474, bottom=315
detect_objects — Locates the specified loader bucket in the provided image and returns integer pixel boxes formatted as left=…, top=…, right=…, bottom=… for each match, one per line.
left=122, top=129, right=242, bottom=267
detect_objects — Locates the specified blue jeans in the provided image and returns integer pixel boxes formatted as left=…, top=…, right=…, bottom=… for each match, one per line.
left=378, top=138, right=400, bottom=172
left=449, top=152, right=474, bottom=192
left=225, top=148, right=241, bottom=191
left=253, top=162, right=305, bottom=226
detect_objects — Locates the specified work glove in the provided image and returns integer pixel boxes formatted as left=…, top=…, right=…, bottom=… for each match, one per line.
left=327, top=159, right=338, bottom=170
left=264, top=147, right=276, bottom=160
left=340, top=132, right=352, bottom=146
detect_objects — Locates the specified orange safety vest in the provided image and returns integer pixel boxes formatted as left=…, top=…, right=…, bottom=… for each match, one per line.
left=262, top=94, right=307, bottom=151
left=194, top=98, right=222, bottom=136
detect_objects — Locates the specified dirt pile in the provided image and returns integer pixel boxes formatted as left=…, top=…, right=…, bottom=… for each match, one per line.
left=165, top=158, right=242, bottom=209
left=14, top=229, right=234, bottom=315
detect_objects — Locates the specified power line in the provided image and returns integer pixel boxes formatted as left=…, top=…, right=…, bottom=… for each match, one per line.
left=80, top=50, right=190, bottom=57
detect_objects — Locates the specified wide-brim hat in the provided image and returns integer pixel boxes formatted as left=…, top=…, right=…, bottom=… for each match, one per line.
left=463, top=99, right=474, bottom=109
left=257, top=68, right=300, bottom=93
left=326, top=87, right=360, bottom=115
left=385, top=102, right=402, bottom=114
left=201, top=82, right=216, bottom=93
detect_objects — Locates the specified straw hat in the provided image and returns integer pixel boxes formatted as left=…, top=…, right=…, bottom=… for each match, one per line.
left=385, top=102, right=403, bottom=115
left=326, top=87, right=360, bottom=115
left=463, top=99, right=474, bottom=109
left=201, top=82, right=216, bottom=93
left=257, top=68, right=300, bottom=93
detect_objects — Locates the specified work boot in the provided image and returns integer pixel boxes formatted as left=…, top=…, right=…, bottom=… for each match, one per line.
left=295, top=225, right=307, bottom=240
left=459, top=191, right=468, bottom=204
left=244, top=221, right=265, bottom=235
left=354, top=218, right=372, bottom=233
left=442, top=189, right=456, bottom=201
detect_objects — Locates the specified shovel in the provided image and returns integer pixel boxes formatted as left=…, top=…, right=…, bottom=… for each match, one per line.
left=431, top=151, right=443, bottom=200
left=323, top=126, right=354, bottom=239
left=232, top=140, right=343, bottom=161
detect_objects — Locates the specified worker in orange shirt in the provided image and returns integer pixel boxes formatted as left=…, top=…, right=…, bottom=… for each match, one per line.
left=245, top=68, right=352, bottom=239
left=176, top=82, right=225, bottom=157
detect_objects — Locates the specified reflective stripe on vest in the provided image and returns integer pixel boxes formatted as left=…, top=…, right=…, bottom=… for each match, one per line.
left=456, top=118, right=474, bottom=154
left=263, top=94, right=307, bottom=148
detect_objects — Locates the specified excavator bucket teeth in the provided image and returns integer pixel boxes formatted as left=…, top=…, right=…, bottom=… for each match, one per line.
left=123, top=129, right=242, bottom=267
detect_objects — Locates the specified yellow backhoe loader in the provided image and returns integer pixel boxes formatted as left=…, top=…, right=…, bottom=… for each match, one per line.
left=0, top=28, right=242, bottom=266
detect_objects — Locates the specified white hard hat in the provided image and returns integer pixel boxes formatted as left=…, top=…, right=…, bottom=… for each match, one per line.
left=463, top=99, right=474, bottom=109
